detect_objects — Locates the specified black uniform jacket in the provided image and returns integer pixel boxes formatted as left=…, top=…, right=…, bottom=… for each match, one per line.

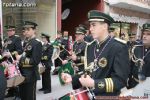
left=4, top=35, right=23, bottom=55
left=41, top=43, right=53, bottom=69
left=19, top=38, right=42, bottom=82
left=72, top=36, right=130, bottom=96
left=128, top=46, right=150, bottom=88
left=73, top=41, right=86, bottom=67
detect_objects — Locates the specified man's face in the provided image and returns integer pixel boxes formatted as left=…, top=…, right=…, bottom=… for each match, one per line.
left=7, top=28, right=15, bottom=37
left=142, top=30, right=150, bottom=46
left=57, top=34, right=62, bottom=38
left=41, top=37, right=47, bottom=43
left=63, top=31, right=68, bottom=37
left=75, top=34, right=84, bottom=41
left=89, top=21, right=105, bottom=39
left=24, top=27, right=35, bottom=38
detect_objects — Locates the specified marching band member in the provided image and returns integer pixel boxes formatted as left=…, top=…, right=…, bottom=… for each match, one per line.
left=128, top=23, right=150, bottom=89
left=39, top=33, right=53, bottom=94
left=16, top=21, right=42, bottom=100
left=3, top=25, right=23, bottom=98
left=70, top=25, right=87, bottom=73
left=3, top=25, right=23, bottom=59
left=61, top=10, right=130, bottom=97
left=53, top=31, right=69, bottom=75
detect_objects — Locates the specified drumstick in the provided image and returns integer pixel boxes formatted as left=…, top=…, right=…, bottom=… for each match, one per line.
left=58, top=56, right=63, bottom=62
left=73, top=89, right=88, bottom=96
left=7, top=50, right=22, bottom=75
left=7, top=50, right=15, bottom=62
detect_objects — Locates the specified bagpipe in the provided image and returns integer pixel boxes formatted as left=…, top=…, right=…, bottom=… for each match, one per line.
left=52, top=41, right=75, bottom=85
left=52, top=40, right=86, bottom=85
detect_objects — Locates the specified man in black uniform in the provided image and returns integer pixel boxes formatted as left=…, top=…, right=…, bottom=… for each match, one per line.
left=70, top=25, right=87, bottom=73
left=128, top=23, right=150, bottom=89
left=16, top=21, right=42, bottom=100
left=39, top=33, right=53, bottom=94
left=53, top=31, right=69, bottom=75
left=61, top=10, right=130, bottom=97
left=3, top=25, right=23, bottom=61
left=3, top=25, right=23, bottom=97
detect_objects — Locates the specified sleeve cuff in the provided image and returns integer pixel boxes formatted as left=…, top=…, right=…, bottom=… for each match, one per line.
left=94, top=78, right=114, bottom=93
left=72, top=75, right=82, bottom=89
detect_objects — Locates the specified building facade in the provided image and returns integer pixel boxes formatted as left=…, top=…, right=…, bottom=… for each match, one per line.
left=107, top=0, right=150, bottom=39
left=2, top=0, right=56, bottom=40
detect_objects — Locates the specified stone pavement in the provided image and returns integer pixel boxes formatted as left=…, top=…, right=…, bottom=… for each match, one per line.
left=4, top=75, right=72, bottom=100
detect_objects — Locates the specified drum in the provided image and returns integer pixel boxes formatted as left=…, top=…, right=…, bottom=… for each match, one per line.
left=59, top=88, right=93, bottom=100
left=6, top=63, right=25, bottom=87
left=58, top=62, right=74, bottom=85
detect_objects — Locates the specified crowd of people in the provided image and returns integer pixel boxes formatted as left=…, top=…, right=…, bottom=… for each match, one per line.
left=0, top=10, right=150, bottom=100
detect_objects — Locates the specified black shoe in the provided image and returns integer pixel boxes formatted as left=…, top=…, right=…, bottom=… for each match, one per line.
left=39, top=88, right=44, bottom=91
left=43, top=90, right=51, bottom=94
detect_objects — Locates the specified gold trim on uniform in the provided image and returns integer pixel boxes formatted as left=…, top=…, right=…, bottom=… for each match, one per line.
left=98, top=57, right=107, bottom=68
left=12, top=51, right=18, bottom=55
left=25, top=58, right=30, bottom=65
left=81, top=56, right=84, bottom=63
left=108, top=78, right=113, bottom=92
left=98, top=81, right=105, bottom=89
left=108, top=78, right=111, bottom=92
left=105, top=78, right=114, bottom=92
left=110, top=78, right=114, bottom=92
left=43, top=56, right=48, bottom=60
left=84, top=40, right=95, bottom=71
left=27, top=45, right=32, bottom=50
left=105, top=78, right=109, bottom=92
left=22, top=65, right=33, bottom=67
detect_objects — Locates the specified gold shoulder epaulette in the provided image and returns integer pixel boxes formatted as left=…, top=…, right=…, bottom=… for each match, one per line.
left=114, top=38, right=127, bottom=44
